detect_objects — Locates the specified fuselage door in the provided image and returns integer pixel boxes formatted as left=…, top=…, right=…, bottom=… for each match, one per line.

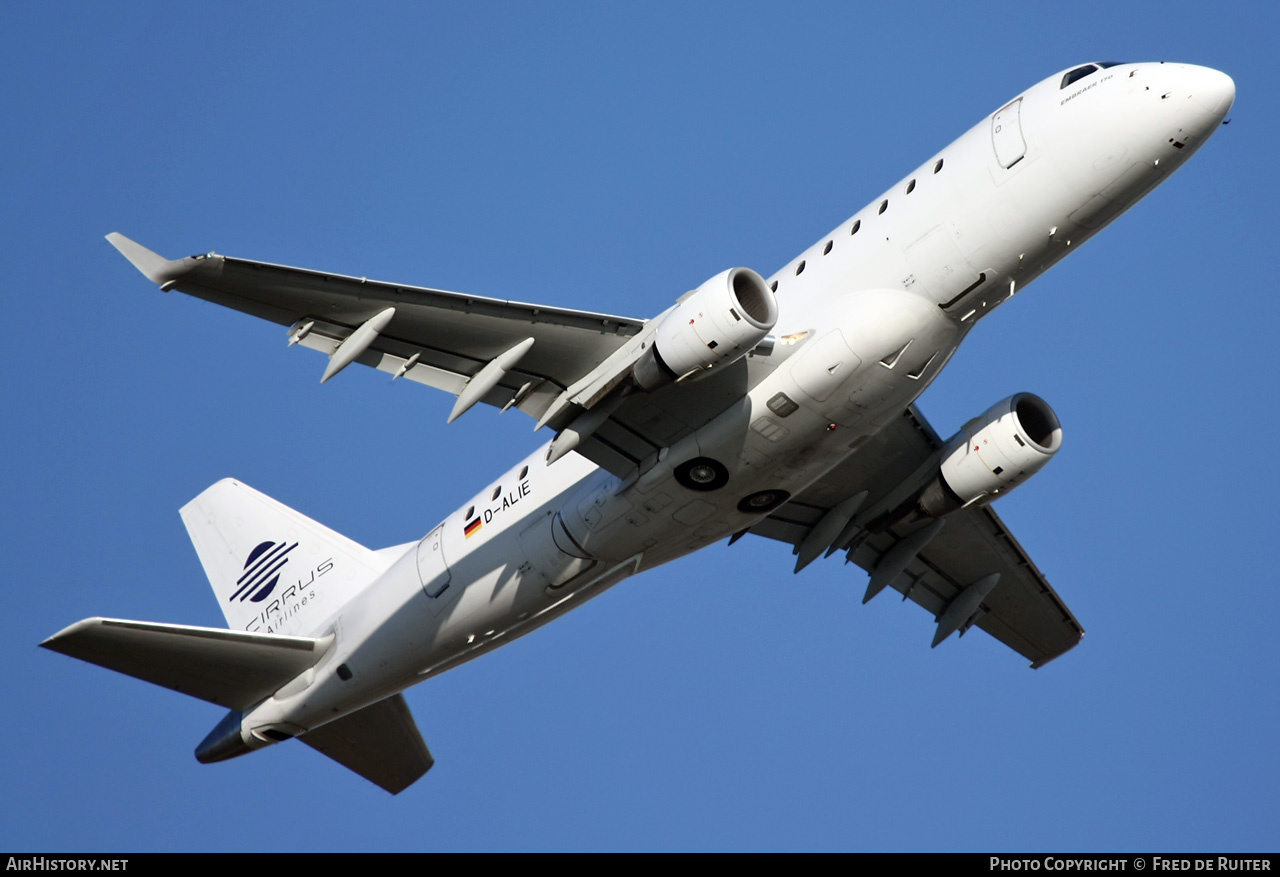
left=416, top=524, right=452, bottom=604
left=991, top=98, right=1027, bottom=169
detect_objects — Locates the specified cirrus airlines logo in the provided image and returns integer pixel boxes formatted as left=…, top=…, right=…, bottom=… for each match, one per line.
left=229, top=540, right=297, bottom=603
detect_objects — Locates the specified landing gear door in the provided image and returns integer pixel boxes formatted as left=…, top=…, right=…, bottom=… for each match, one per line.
left=991, top=98, right=1026, bottom=169
left=416, top=525, right=453, bottom=610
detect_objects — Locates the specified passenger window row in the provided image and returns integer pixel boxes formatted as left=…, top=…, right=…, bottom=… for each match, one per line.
left=772, top=156, right=945, bottom=293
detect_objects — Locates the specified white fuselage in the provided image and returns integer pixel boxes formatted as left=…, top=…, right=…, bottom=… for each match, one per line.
left=236, top=62, right=1233, bottom=744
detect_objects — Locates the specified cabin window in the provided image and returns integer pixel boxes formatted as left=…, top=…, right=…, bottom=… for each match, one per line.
left=770, top=280, right=778, bottom=292
left=491, top=486, right=501, bottom=501
left=466, top=505, right=475, bottom=520
left=1060, top=65, right=1098, bottom=89
left=822, top=240, right=833, bottom=255
left=933, top=158, right=944, bottom=173
left=519, top=465, right=528, bottom=480
left=878, top=200, right=888, bottom=214
left=850, top=219, right=861, bottom=235
left=795, top=260, right=806, bottom=275
left=905, top=179, right=916, bottom=194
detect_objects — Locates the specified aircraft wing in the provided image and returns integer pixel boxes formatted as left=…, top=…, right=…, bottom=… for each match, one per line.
left=107, top=234, right=645, bottom=425
left=108, top=233, right=777, bottom=478
left=748, top=405, right=1084, bottom=668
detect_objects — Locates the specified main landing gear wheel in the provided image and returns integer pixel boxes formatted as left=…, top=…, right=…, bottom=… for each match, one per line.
left=673, top=457, right=730, bottom=492
left=737, top=489, right=790, bottom=514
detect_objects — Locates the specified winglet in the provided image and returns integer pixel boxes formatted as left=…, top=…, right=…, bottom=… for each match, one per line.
left=105, top=232, right=189, bottom=287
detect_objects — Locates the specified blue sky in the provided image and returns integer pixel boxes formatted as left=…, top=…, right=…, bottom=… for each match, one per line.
left=4, top=1, right=1277, bottom=852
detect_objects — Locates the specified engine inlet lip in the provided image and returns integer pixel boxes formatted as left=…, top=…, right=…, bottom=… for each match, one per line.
left=1011, top=392, right=1063, bottom=452
left=728, top=267, right=778, bottom=329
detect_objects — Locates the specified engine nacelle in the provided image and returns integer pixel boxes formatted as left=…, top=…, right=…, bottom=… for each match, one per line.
left=633, top=267, right=777, bottom=391
left=919, top=393, right=1063, bottom=517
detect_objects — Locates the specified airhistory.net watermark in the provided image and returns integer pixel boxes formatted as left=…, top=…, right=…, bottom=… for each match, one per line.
left=5, top=859, right=128, bottom=871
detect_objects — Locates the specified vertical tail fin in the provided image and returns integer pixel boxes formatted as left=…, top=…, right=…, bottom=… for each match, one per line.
left=181, top=479, right=389, bottom=636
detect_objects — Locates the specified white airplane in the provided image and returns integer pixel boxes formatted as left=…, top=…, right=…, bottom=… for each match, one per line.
left=44, top=61, right=1234, bottom=794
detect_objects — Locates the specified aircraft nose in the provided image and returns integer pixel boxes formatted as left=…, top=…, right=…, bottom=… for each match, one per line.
left=1192, top=67, right=1235, bottom=121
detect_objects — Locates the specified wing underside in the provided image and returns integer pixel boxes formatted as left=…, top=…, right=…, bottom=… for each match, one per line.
left=107, top=233, right=644, bottom=423
left=751, top=406, right=1083, bottom=667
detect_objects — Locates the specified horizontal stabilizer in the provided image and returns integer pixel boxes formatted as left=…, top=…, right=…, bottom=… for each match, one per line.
left=300, top=694, right=433, bottom=794
left=42, top=618, right=333, bottom=711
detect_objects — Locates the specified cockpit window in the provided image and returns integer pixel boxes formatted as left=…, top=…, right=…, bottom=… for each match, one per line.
left=1061, top=65, right=1099, bottom=89
left=1096, top=61, right=1125, bottom=69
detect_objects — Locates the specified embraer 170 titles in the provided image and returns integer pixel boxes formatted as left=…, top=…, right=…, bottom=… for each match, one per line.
left=44, top=62, right=1234, bottom=793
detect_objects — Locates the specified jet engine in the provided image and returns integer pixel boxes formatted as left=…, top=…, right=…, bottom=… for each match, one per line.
left=918, top=393, right=1062, bottom=517
left=633, top=267, right=777, bottom=391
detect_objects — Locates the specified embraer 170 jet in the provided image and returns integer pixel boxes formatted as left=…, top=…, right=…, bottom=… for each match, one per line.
left=45, top=62, right=1234, bottom=794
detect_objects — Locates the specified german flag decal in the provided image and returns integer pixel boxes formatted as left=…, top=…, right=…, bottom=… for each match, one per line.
left=464, top=517, right=483, bottom=539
